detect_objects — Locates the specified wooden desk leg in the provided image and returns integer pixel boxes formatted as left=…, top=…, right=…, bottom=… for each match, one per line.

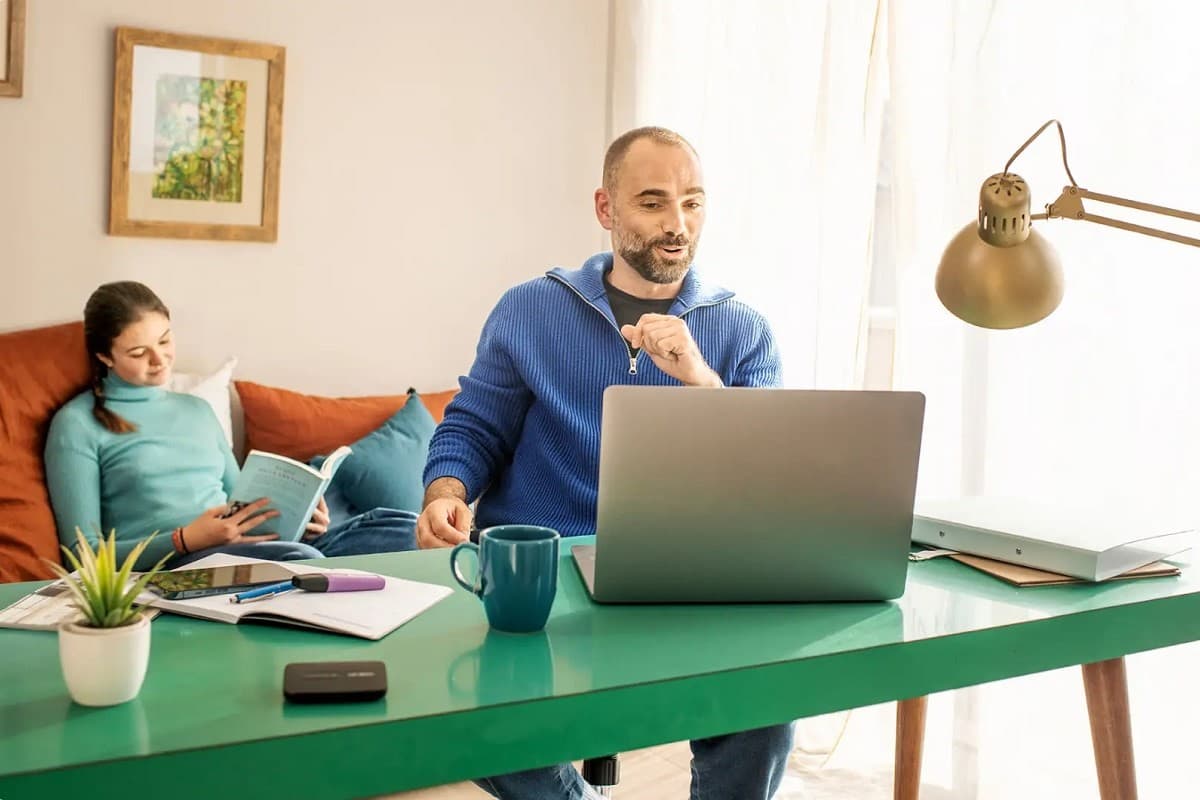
left=894, top=695, right=928, bottom=800
left=1082, top=657, right=1138, bottom=800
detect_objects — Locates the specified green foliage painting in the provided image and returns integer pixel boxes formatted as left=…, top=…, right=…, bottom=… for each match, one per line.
left=152, top=74, right=247, bottom=202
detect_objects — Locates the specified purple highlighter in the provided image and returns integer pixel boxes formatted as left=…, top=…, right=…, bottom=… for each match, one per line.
left=292, top=574, right=386, bottom=593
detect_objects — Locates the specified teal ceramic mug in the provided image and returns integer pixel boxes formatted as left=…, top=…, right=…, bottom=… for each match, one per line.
left=450, top=525, right=559, bottom=633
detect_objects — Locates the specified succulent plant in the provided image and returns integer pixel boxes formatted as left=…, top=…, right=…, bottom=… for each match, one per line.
left=45, top=529, right=171, bottom=628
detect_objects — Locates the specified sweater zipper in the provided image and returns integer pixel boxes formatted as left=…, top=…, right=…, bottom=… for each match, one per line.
left=551, top=277, right=641, bottom=374
left=548, top=275, right=727, bottom=376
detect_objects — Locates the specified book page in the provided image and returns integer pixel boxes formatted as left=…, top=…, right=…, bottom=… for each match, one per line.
left=320, top=445, right=354, bottom=480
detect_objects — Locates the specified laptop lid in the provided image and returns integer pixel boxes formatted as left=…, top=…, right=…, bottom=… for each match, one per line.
left=584, top=387, right=925, bottom=603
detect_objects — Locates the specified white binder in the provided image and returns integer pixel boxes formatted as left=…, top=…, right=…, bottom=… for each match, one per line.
left=911, top=497, right=1196, bottom=582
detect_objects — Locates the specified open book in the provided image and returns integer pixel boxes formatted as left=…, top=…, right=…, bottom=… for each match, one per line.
left=230, top=445, right=352, bottom=542
left=137, top=554, right=451, bottom=640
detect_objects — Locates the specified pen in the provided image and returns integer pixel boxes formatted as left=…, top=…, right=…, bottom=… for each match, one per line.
left=229, top=574, right=387, bottom=603
left=230, top=581, right=295, bottom=604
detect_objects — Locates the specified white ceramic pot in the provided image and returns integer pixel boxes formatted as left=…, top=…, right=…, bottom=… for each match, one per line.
left=58, top=612, right=152, bottom=707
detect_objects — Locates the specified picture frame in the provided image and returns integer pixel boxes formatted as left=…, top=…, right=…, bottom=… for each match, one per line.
left=108, top=27, right=286, bottom=242
left=0, top=0, right=26, bottom=98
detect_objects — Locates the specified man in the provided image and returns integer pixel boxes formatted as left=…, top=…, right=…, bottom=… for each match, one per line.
left=418, top=127, right=793, bottom=799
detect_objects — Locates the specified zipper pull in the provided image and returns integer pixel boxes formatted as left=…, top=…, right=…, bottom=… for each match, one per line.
left=628, top=355, right=637, bottom=375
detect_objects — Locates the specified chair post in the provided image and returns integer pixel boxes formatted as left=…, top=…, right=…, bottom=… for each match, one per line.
left=582, top=754, right=621, bottom=796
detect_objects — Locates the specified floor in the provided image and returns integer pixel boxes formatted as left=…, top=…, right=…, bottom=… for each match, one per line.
left=379, top=639, right=1200, bottom=799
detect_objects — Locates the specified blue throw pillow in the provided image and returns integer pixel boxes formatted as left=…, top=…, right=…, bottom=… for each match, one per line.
left=326, top=391, right=436, bottom=514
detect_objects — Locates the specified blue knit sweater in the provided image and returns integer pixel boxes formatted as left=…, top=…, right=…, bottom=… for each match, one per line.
left=423, top=252, right=782, bottom=536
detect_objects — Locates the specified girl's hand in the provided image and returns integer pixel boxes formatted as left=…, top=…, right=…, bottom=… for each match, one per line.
left=182, top=498, right=280, bottom=552
left=302, top=497, right=330, bottom=542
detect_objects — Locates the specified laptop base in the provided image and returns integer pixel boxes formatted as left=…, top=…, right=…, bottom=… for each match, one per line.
left=571, top=545, right=599, bottom=598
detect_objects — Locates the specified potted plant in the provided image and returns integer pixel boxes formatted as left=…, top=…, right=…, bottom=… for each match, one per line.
left=46, top=529, right=170, bottom=707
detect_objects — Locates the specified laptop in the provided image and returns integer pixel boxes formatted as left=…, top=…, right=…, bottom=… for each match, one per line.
left=571, top=386, right=925, bottom=603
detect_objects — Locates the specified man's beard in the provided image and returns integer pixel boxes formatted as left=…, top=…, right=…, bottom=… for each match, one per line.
left=614, top=224, right=697, bottom=285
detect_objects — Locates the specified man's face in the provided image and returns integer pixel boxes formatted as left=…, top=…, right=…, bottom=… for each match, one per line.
left=601, top=140, right=706, bottom=285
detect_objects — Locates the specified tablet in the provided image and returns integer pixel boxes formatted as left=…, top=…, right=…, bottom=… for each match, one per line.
left=145, top=563, right=297, bottom=600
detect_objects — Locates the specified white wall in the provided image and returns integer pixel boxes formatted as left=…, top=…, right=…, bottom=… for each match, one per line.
left=0, top=0, right=609, bottom=395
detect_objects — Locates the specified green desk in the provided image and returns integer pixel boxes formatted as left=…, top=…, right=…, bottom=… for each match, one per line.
left=1, top=540, right=1197, bottom=800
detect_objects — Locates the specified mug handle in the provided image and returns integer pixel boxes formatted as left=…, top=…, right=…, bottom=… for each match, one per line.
left=450, top=541, right=484, bottom=595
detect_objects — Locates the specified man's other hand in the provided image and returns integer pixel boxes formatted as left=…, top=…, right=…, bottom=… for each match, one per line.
left=417, top=497, right=473, bottom=548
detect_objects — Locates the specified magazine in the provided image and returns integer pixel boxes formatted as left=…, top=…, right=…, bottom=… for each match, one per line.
left=230, top=445, right=353, bottom=542
left=0, top=577, right=160, bottom=631
left=135, top=554, right=452, bottom=640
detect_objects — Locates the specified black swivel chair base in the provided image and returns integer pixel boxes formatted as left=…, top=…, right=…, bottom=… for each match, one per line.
left=582, top=754, right=621, bottom=797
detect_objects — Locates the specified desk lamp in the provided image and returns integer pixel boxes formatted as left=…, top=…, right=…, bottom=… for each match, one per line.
left=936, top=119, right=1200, bottom=329
left=923, top=120, right=1200, bottom=576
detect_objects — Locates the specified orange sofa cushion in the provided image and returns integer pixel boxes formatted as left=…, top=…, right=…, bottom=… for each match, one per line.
left=235, top=381, right=458, bottom=464
left=0, top=322, right=91, bottom=582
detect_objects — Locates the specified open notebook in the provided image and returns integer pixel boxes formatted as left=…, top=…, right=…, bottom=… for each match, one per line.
left=137, top=554, right=451, bottom=640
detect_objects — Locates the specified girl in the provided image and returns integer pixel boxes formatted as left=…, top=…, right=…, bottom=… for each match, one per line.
left=45, top=281, right=417, bottom=569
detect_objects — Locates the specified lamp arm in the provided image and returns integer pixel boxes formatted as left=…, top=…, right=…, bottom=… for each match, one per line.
left=1042, top=186, right=1200, bottom=249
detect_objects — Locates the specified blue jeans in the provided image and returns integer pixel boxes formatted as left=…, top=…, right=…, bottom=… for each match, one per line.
left=309, top=507, right=418, bottom=556
left=476, top=723, right=796, bottom=800
left=169, top=508, right=418, bottom=567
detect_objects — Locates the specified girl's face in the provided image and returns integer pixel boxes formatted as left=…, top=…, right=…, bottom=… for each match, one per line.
left=96, top=312, right=175, bottom=387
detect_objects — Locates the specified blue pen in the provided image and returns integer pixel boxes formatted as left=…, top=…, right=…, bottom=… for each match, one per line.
left=230, top=580, right=295, bottom=604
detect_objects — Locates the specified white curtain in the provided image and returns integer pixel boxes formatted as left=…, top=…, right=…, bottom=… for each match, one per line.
left=889, top=0, right=1200, bottom=516
left=610, top=0, right=887, bottom=389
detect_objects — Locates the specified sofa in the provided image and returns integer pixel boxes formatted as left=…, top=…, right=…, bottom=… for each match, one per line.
left=0, top=321, right=457, bottom=583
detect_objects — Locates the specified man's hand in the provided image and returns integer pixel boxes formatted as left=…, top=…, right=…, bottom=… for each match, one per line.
left=621, top=313, right=722, bottom=387
left=417, top=477, right=473, bottom=548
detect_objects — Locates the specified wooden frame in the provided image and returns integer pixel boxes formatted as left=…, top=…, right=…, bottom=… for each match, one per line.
left=108, top=27, right=286, bottom=242
left=0, top=0, right=26, bottom=98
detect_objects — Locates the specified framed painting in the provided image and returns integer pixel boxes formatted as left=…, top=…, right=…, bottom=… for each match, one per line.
left=108, top=28, right=286, bottom=242
left=0, top=0, right=26, bottom=98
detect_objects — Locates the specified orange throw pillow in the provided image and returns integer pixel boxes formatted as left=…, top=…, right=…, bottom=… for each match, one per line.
left=0, top=322, right=91, bottom=582
left=235, top=381, right=458, bottom=464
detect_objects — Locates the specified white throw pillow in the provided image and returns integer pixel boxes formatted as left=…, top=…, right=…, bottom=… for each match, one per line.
left=169, top=357, right=238, bottom=447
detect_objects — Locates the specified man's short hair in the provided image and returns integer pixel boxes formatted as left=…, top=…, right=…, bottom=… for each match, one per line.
left=602, top=126, right=698, bottom=193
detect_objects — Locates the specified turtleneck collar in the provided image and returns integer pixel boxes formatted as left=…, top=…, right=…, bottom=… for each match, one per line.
left=102, top=372, right=166, bottom=402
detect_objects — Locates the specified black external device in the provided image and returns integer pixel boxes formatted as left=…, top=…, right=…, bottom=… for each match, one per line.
left=283, top=660, right=388, bottom=704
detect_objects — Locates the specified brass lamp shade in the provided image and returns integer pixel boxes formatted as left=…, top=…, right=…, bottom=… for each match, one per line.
left=937, top=120, right=1200, bottom=329
left=935, top=223, right=1064, bottom=329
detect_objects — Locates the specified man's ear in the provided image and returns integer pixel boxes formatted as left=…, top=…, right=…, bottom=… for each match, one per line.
left=594, top=188, right=615, bottom=231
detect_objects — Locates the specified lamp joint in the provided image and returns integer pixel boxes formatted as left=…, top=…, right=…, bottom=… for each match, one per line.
left=1047, top=186, right=1086, bottom=221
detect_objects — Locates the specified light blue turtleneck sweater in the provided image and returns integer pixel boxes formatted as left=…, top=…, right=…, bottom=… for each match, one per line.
left=44, top=374, right=237, bottom=569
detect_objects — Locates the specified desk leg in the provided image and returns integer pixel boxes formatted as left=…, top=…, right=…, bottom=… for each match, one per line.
left=1082, top=657, right=1138, bottom=800
left=894, top=695, right=928, bottom=800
